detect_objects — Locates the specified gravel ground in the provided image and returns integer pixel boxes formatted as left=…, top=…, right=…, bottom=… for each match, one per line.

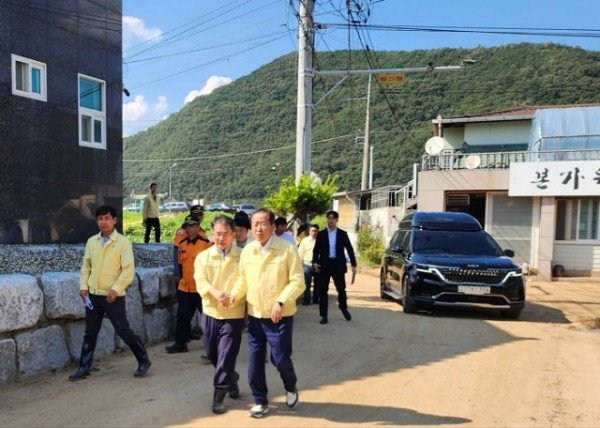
left=0, top=244, right=172, bottom=276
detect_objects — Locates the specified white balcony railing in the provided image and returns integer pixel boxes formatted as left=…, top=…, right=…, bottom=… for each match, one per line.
left=421, top=149, right=600, bottom=171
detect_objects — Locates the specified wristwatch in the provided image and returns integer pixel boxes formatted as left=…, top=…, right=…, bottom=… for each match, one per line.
left=277, top=301, right=284, bottom=308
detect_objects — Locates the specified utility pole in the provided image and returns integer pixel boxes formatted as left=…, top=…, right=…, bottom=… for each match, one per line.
left=369, top=145, right=374, bottom=189
left=295, top=0, right=314, bottom=183
left=361, top=74, right=372, bottom=190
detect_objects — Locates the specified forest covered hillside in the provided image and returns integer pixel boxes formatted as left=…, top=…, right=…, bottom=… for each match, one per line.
left=124, top=43, right=600, bottom=203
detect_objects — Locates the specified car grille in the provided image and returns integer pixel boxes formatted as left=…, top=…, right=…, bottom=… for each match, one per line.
left=438, top=268, right=506, bottom=285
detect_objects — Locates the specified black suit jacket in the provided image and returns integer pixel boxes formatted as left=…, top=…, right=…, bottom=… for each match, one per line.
left=312, top=228, right=357, bottom=273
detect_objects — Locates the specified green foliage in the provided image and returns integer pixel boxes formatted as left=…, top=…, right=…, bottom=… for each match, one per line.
left=264, top=174, right=338, bottom=223
left=356, top=224, right=385, bottom=266
left=124, top=44, right=600, bottom=202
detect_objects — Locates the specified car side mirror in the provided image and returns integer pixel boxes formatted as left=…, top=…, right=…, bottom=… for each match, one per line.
left=504, top=249, right=515, bottom=258
left=391, top=245, right=404, bottom=254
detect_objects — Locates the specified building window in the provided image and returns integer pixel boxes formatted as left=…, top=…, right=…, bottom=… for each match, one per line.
left=555, top=198, right=599, bottom=241
left=11, top=54, right=47, bottom=101
left=78, top=74, right=106, bottom=149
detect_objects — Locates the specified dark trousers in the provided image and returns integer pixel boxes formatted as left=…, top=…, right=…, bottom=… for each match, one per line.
left=81, top=294, right=148, bottom=366
left=144, top=217, right=161, bottom=243
left=174, top=290, right=202, bottom=345
left=247, top=316, right=297, bottom=405
left=200, top=314, right=244, bottom=389
left=302, top=264, right=318, bottom=303
left=318, top=262, right=347, bottom=319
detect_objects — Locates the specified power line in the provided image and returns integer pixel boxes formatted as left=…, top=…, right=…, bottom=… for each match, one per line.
left=321, top=22, right=600, bottom=38
left=124, top=0, right=280, bottom=61
left=124, top=30, right=294, bottom=65
left=128, top=34, right=289, bottom=91
left=123, top=133, right=356, bottom=163
left=123, top=0, right=248, bottom=53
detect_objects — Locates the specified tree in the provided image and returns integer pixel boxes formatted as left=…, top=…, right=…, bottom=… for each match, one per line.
left=265, top=174, right=338, bottom=223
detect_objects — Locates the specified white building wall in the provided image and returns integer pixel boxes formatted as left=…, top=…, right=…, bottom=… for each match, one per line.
left=554, top=243, right=600, bottom=276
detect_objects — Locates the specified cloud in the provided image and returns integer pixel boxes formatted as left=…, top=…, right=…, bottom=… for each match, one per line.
left=184, top=75, right=233, bottom=104
left=123, top=16, right=162, bottom=48
left=123, top=95, right=169, bottom=137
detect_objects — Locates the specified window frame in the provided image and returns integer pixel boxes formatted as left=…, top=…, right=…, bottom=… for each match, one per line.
left=11, top=54, right=47, bottom=102
left=78, top=73, right=107, bottom=150
left=555, top=198, right=600, bottom=242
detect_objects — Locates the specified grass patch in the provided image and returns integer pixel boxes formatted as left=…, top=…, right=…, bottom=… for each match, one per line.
left=122, top=211, right=232, bottom=243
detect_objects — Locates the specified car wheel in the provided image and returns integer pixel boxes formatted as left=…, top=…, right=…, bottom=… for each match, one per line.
left=401, top=276, right=417, bottom=313
left=380, top=269, right=391, bottom=300
left=500, top=309, right=521, bottom=319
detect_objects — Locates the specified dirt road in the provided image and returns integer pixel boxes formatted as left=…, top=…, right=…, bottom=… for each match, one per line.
left=1, top=273, right=599, bottom=427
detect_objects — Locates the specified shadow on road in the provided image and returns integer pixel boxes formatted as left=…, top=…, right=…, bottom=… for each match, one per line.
left=268, top=401, right=471, bottom=425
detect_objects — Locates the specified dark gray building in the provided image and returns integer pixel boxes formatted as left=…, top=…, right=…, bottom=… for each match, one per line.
left=0, top=0, right=123, bottom=243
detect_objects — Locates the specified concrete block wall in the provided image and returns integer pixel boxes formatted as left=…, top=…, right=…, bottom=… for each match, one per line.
left=0, top=263, right=178, bottom=386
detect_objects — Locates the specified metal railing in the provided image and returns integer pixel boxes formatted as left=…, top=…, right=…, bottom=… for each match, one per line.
left=421, top=149, right=600, bottom=171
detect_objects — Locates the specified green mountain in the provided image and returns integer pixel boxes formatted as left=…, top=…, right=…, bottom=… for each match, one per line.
left=124, top=43, right=600, bottom=203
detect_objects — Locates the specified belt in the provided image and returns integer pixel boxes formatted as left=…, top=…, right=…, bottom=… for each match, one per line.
left=328, top=257, right=337, bottom=261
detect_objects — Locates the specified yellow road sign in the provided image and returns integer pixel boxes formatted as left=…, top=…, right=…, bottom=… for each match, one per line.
left=376, top=73, right=406, bottom=84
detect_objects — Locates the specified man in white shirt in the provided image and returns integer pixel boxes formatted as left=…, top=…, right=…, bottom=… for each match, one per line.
left=275, top=217, right=296, bottom=245
left=298, top=224, right=320, bottom=305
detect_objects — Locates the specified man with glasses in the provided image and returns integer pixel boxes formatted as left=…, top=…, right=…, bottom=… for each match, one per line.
left=227, top=208, right=304, bottom=418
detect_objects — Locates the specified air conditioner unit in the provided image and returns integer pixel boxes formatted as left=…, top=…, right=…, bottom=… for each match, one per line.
left=446, top=193, right=470, bottom=206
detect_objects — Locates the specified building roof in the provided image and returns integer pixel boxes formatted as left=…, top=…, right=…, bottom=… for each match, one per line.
left=433, top=104, right=600, bottom=125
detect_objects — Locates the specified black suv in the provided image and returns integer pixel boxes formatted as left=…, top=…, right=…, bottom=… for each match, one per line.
left=380, top=212, right=525, bottom=318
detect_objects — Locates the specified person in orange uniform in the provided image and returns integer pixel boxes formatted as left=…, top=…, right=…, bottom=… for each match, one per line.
left=165, top=215, right=212, bottom=353
left=172, top=205, right=207, bottom=281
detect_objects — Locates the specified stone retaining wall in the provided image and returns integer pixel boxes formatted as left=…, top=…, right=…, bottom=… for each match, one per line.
left=0, top=244, right=180, bottom=386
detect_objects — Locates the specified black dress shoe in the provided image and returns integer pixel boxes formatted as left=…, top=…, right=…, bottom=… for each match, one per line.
left=229, top=371, right=240, bottom=399
left=301, top=300, right=310, bottom=306
left=342, top=309, right=352, bottom=321
left=68, top=366, right=91, bottom=381
left=165, top=343, right=188, bottom=354
left=212, top=389, right=228, bottom=414
left=134, top=359, right=152, bottom=377
left=319, top=317, right=328, bottom=324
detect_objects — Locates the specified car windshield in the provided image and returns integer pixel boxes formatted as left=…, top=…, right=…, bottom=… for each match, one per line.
left=412, top=230, right=503, bottom=256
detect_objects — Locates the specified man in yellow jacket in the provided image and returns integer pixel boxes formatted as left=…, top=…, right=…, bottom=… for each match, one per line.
left=194, top=215, right=244, bottom=415
left=69, top=205, right=151, bottom=381
left=142, top=182, right=161, bottom=243
left=228, top=208, right=305, bottom=418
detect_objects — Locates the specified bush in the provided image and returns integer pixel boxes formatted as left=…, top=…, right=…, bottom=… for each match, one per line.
left=356, top=223, right=385, bottom=266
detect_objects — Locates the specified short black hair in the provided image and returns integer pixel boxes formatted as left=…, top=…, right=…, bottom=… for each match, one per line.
left=211, top=215, right=235, bottom=231
left=251, top=208, right=276, bottom=224
left=150, top=182, right=157, bottom=188
left=95, top=205, right=117, bottom=218
left=275, top=216, right=288, bottom=226
left=234, top=211, right=251, bottom=229
left=326, top=210, right=339, bottom=219
left=309, top=223, right=320, bottom=230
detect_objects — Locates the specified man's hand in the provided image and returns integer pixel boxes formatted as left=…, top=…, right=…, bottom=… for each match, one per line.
left=313, top=263, right=321, bottom=274
left=210, top=288, right=232, bottom=307
left=270, top=302, right=282, bottom=323
left=142, top=219, right=147, bottom=227
left=79, top=289, right=89, bottom=303
left=352, top=266, right=357, bottom=275
left=106, top=289, right=118, bottom=303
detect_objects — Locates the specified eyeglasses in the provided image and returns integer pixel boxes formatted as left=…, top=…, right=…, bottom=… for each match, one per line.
left=252, top=221, right=272, bottom=229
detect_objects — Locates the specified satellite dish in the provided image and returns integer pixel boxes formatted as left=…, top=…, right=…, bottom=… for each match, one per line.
left=425, top=136, right=450, bottom=155
left=464, top=154, right=481, bottom=169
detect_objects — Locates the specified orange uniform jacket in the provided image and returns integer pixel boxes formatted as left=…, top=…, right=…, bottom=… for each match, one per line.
left=177, top=235, right=212, bottom=292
